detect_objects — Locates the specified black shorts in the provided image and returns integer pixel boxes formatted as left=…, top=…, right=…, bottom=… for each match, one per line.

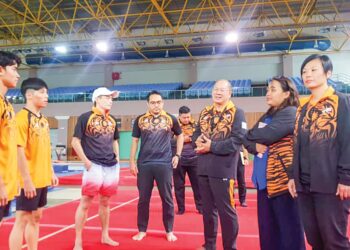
left=16, top=187, right=48, bottom=211
left=0, top=201, right=12, bottom=221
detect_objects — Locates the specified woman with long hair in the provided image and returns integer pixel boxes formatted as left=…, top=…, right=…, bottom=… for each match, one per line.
left=288, top=54, right=350, bottom=249
left=244, top=76, right=305, bottom=250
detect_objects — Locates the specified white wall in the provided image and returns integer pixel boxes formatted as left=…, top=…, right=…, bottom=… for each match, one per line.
left=112, top=61, right=194, bottom=85
left=18, top=56, right=283, bottom=88
left=13, top=97, right=269, bottom=116
left=292, top=52, right=350, bottom=77
left=197, top=56, right=282, bottom=83
left=17, top=51, right=349, bottom=88
left=37, top=65, right=106, bottom=87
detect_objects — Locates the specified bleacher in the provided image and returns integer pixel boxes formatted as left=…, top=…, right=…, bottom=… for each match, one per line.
left=49, top=86, right=98, bottom=102
left=6, top=82, right=183, bottom=102
left=185, top=79, right=252, bottom=98
left=289, top=77, right=346, bottom=95
left=110, top=82, right=183, bottom=100
left=5, top=78, right=348, bottom=104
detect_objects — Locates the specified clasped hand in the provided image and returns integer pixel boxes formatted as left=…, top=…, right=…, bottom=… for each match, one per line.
left=195, top=134, right=211, bottom=154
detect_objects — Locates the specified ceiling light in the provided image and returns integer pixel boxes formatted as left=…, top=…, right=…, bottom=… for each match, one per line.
left=69, top=45, right=80, bottom=50
left=192, top=37, right=202, bottom=43
left=287, top=29, right=298, bottom=36
left=54, top=46, right=67, bottom=54
left=318, top=27, right=331, bottom=34
left=96, top=41, right=108, bottom=52
left=35, top=48, right=45, bottom=53
left=164, top=39, right=174, bottom=45
left=225, top=32, right=239, bottom=43
left=253, top=31, right=265, bottom=38
left=136, top=41, right=146, bottom=46
left=334, top=25, right=345, bottom=32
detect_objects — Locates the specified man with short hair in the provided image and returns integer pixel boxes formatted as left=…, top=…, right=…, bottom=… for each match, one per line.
left=72, top=87, right=121, bottom=250
left=173, top=105, right=202, bottom=215
left=0, top=51, right=21, bottom=226
left=130, top=90, right=184, bottom=242
left=193, top=79, right=246, bottom=250
left=9, top=78, right=59, bottom=250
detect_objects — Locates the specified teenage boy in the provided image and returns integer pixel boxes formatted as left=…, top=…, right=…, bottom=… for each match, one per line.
left=0, top=51, right=21, bottom=225
left=9, top=78, right=58, bottom=250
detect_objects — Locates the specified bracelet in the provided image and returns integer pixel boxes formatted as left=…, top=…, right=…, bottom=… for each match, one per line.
left=175, top=154, right=181, bottom=159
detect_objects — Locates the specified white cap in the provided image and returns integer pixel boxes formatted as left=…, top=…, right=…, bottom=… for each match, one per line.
left=92, top=87, right=119, bottom=102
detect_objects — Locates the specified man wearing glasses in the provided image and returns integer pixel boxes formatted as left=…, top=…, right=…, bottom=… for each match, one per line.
left=130, top=90, right=184, bottom=242
left=193, top=79, right=246, bottom=250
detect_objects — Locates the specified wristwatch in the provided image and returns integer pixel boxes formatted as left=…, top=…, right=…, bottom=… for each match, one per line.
left=175, top=154, right=181, bottom=159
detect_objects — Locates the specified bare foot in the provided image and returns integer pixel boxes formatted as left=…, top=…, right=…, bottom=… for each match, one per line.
left=166, top=232, right=177, bottom=242
left=132, top=232, right=147, bottom=241
left=101, top=236, right=119, bottom=246
left=73, top=241, right=83, bottom=250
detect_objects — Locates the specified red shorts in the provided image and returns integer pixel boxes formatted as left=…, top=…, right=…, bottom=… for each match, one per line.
left=82, top=163, right=120, bottom=197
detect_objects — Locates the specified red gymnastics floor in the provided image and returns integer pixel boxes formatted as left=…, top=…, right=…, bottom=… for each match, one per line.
left=0, top=189, right=262, bottom=250
left=58, top=166, right=256, bottom=188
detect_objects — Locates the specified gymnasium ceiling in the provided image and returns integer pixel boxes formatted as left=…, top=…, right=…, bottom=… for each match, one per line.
left=0, top=0, right=349, bottom=65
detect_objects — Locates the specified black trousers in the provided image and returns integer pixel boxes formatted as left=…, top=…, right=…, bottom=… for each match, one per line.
left=298, top=189, right=350, bottom=250
left=257, top=189, right=306, bottom=250
left=198, top=175, right=238, bottom=250
left=236, top=160, right=247, bottom=203
left=137, top=164, right=174, bottom=233
left=173, top=161, right=202, bottom=212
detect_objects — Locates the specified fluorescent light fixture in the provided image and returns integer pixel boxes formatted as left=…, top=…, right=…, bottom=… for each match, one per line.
left=225, top=32, right=238, bottom=43
left=164, top=39, right=174, bottom=45
left=136, top=41, right=146, bottom=46
left=96, top=41, right=108, bottom=52
left=287, top=29, right=298, bottom=36
left=54, top=46, right=67, bottom=53
left=192, top=37, right=202, bottom=43
left=318, top=27, right=331, bottom=33
left=253, top=31, right=265, bottom=38
left=334, top=25, right=345, bottom=32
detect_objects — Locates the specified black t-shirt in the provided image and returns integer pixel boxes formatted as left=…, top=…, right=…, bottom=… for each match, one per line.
left=73, top=108, right=119, bottom=167
left=299, top=104, right=312, bottom=185
left=132, top=111, right=182, bottom=166
left=299, top=125, right=311, bottom=185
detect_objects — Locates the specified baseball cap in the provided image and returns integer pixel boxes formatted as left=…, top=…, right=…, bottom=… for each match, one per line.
left=92, top=87, right=120, bottom=102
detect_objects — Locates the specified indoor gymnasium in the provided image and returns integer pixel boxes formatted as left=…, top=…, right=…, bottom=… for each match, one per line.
left=0, top=1, right=350, bottom=250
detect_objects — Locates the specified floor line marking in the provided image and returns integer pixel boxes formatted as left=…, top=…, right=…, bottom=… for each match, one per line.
left=20, top=196, right=139, bottom=248
left=8, top=223, right=259, bottom=238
